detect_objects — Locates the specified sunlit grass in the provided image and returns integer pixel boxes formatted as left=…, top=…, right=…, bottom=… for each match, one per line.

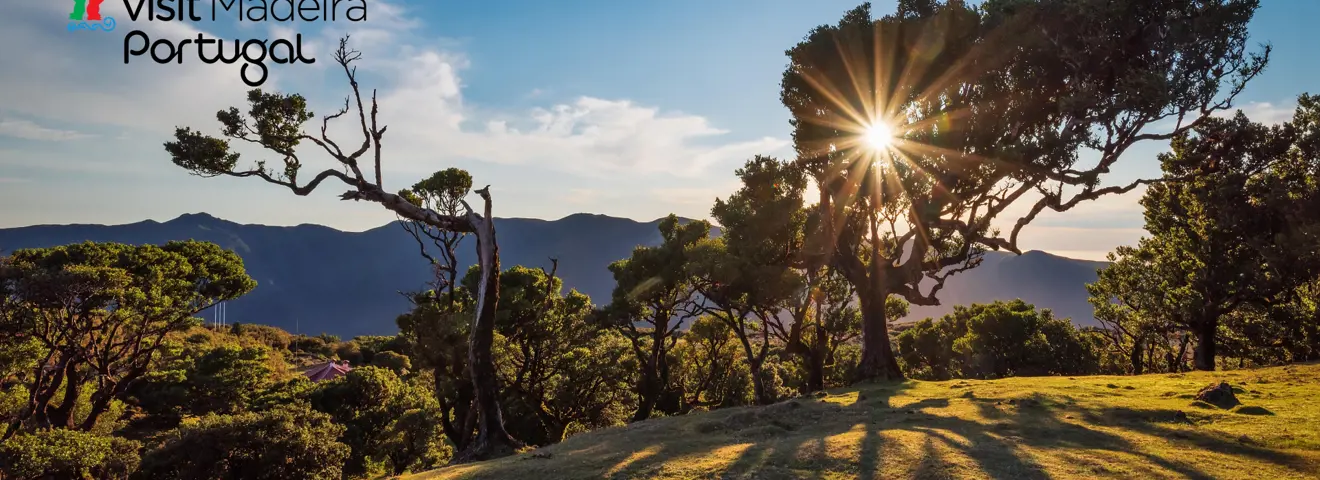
left=405, top=363, right=1320, bottom=479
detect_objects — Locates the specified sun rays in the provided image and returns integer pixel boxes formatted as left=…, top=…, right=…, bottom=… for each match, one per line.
left=864, top=122, right=895, bottom=151
left=784, top=10, right=988, bottom=225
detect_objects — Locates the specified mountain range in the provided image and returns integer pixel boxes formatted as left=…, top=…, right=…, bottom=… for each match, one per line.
left=0, top=213, right=1111, bottom=338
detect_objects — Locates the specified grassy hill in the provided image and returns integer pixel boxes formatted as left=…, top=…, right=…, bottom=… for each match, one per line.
left=408, top=364, right=1320, bottom=480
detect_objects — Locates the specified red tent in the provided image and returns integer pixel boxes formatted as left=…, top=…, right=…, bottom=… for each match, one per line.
left=303, top=361, right=353, bottom=382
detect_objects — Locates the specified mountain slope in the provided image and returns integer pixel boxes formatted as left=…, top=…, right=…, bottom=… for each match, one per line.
left=0, top=214, right=1109, bottom=337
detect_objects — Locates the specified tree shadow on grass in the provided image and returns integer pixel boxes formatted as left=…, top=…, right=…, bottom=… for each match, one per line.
left=591, top=381, right=915, bottom=479
left=428, top=384, right=1316, bottom=479
left=951, top=392, right=1317, bottom=479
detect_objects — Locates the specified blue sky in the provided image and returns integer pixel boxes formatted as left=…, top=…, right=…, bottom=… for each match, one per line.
left=0, top=0, right=1315, bottom=260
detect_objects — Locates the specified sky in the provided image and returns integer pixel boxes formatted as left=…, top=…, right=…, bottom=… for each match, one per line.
left=0, top=0, right=1316, bottom=261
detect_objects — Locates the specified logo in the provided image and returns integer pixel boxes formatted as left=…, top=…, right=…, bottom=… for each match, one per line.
left=61, top=0, right=367, bottom=87
left=68, top=0, right=116, bottom=32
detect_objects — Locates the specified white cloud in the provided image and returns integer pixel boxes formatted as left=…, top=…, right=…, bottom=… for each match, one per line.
left=0, top=2, right=266, bottom=135
left=294, top=9, right=788, bottom=180
left=0, top=119, right=92, bottom=141
left=0, top=0, right=781, bottom=183
left=1215, top=101, right=1297, bottom=125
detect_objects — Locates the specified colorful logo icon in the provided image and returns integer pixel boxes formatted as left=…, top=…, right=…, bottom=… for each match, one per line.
left=68, top=0, right=116, bottom=32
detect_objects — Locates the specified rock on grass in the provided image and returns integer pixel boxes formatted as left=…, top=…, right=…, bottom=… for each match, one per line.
left=1195, top=382, right=1241, bottom=409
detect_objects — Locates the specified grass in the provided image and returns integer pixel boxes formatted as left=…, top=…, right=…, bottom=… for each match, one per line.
left=405, top=363, right=1320, bottom=479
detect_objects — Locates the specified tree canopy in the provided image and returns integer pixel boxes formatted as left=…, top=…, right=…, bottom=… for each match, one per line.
left=780, top=0, right=1269, bottom=379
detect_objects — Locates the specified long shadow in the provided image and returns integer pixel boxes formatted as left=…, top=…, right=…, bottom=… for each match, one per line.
left=445, top=382, right=1316, bottom=479
left=958, top=392, right=1316, bottom=479
left=1074, top=404, right=1316, bottom=474
left=630, top=381, right=915, bottom=479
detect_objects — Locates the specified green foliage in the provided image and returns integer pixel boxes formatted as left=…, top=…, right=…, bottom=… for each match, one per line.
left=672, top=315, right=753, bottom=409
left=231, top=323, right=293, bottom=350
left=0, top=337, right=41, bottom=382
left=687, top=156, right=808, bottom=404
left=475, top=265, right=637, bottom=445
left=1088, top=98, right=1320, bottom=371
left=136, top=405, right=348, bottom=480
left=373, top=351, right=412, bottom=374
left=400, top=168, right=473, bottom=214
left=187, top=345, right=275, bottom=415
left=897, top=300, right=1100, bottom=379
left=290, top=334, right=337, bottom=358
left=599, top=214, right=711, bottom=420
left=310, top=366, right=445, bottom=476
left=0, top=429, right=140, bottom=480
left=395, top=289, right=473, bottom=450
left=1, top=240, right=256, bottom=431
left=780, top=0, right=1270, bottom=380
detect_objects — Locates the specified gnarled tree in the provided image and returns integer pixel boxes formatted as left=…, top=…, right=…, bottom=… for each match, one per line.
left=1089, top=99, right=1320, bottom=371
left=598, top=214, right=709, bottom=420
left=1, top=241, right=253, bottom=437
left=163, top=37, right=520, bottom=462
left=395, top=168, right=479, bottom=452
left=687, top=156, right=807, bottom=405
left=781, top=0, right=1269, bottom=379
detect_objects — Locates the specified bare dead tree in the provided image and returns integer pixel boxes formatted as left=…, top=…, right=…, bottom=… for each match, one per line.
left=163, top=36, right=522, bottom=462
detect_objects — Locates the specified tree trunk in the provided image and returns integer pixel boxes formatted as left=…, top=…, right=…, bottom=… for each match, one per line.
left=79, top=388, right=115, bottom=431
left=1192, top=321, right=1218, bottom=371
left=748, top=356, right=771, bottom=405
left=1173, top=333, right=1190, bottom=373
left=1130, top=338, right=1144, bottom=375
left=47, top=367, right=81, bottom=429
left=453, top=202, right=522, bottom=464
left=857, top=285, right=903, bottom=381
left=632, top=366, right=658, bottom=422
left=632, top=313, right=672, bottom=421
left=807, top=320, right=827, bottom=392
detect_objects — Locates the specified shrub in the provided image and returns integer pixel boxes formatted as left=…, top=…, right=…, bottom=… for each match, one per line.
left=136, top=405, right=349, bottom=480
left=0, top=429, right=140, bottom=480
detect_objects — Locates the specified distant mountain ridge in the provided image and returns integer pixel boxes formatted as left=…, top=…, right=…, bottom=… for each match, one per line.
left=0, top=213, right=1110, bottom=337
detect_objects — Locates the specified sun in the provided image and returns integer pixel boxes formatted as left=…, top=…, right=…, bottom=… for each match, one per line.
left=864, top=122, right=894, bottom=150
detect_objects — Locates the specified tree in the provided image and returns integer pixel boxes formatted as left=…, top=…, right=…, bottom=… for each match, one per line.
left=1089, top=99, right=1320, bottom=371
left=162, top=37, right=520, bottom=461
left=671, top=316, right=752, bottom=409
left=781, top=0, right=1269, bottom=380
left=463, top=264, right=635, bottom=444
left=396, top=290, right=476, bottom=453
left=598, top=215, right=709, bottom=420
left=0, top=241, right=254, bottom=436
left=688, top=156, right=807, bottom=405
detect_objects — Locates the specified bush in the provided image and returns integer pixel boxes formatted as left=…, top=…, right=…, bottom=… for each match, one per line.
left=896, top=300, right=1104, bottom=380
left=371, top=350, right=412, bottom=374
left=136, top=405, right=349, bottom=480
left=0, top=429, right=140, bottom=480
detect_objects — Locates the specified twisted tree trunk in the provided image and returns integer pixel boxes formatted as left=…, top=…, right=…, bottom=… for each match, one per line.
left=453, top=187, right=522, bottom=463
